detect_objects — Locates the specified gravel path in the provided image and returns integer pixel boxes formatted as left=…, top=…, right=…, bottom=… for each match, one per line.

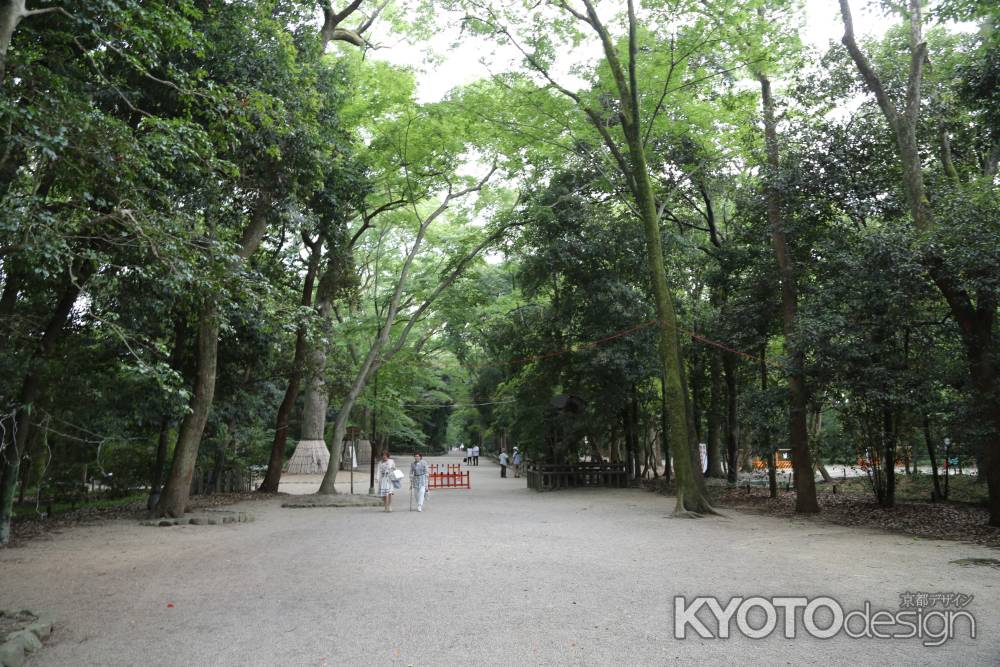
left=1, top=453, right=998, bottom=665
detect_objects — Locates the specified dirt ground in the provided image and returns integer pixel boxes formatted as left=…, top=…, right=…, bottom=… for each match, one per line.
left=1, top=454, right=998, bottom=666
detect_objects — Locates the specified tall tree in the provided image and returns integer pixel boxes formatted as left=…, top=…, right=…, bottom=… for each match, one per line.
left=840, top=0, right=1000, bottom=525
left=459, top=0, right=717, bottom=514
left=758, top=73, right=819, bottom=513
left=316, top=168, right=500, bottom=493
left=156, top=0, right=371, bottom=516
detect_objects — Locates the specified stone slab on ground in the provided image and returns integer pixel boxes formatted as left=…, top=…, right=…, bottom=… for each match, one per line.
left=139, top=510, right=254, bottom=527
left=281, top=494, right=382, bottom=508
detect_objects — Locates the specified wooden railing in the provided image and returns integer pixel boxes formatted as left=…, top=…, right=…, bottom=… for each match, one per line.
left=525, top=462, right=628, bottom=491
left=190, top=467, right=257, bottom=495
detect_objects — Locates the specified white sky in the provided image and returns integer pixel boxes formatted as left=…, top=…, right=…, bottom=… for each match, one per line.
left=367, top=1, right=901, bottom=104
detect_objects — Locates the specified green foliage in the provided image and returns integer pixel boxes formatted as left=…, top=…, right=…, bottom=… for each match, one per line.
left=1, top=0, right=997, bottom=523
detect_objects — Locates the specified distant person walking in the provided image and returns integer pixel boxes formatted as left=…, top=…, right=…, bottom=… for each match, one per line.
left=377, top=450, right=397, bottom=512
left=512, top=448, right=523, bottom=478
left=499, top=450, right=509, bottom=478
left=472, top=445, right=480, bottom=466
left=411, top=452, right=428, bottom=512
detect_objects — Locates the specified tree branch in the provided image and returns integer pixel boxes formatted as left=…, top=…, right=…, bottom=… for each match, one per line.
left=466, top=7, right=637, bottom=198
left=839, top=0, right=899, bottom=133
left=320, top=0, right=376, bottom=49
left=387, top=220, right=504, bottom=360
left=904, top=0, right=927, bottom=128
left=627, top=0, right=641, bottom=135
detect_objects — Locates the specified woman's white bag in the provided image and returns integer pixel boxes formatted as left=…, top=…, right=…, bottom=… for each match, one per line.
left=392, top=468, right=405, bottom=480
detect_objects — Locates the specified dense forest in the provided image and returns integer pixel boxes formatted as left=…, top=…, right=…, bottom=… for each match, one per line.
left=1, top=0, right=998, bottom=544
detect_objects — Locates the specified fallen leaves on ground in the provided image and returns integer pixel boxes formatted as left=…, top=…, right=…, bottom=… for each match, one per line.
left=9, top=492, right=283, bottom=546
left=714, top=486, right=1000, bottom=548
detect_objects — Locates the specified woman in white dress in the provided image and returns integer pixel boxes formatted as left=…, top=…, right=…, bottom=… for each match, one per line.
left=377, top=450, right=397, bottom=512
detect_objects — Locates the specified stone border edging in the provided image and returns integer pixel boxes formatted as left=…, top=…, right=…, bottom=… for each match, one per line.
left=281, top=495, right=382, bottom=508
left=139, top=510, right=255, bottom=527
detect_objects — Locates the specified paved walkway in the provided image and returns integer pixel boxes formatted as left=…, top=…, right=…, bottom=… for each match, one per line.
left=1, top=453, right=998, bottom=665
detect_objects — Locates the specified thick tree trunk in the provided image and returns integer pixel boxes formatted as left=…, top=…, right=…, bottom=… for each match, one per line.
left=706, top=352, right=725, bottom=478
left=148, top=317, right=188, bottom=509
left=299, top=348, right=332, bottom=438
left=284, top=332, right=333, bottom=474
left=545, top=0, right=707, bottom=513
left=633, top=393, right=643, bottom=478
left=155, top=194, right=273, bottom=517
left=154, top=302, right=219, bottom=517
left=723, top=352, right=739, bottom=484
left=0, top=0, right=25, bottom=85
left=759, top=74, right=818, bottom=514
left=275, top=247, right=337, bottom=480
left=969, top=352, right=999, bottom=524
left=1, top=1, right=69, bottom=86
left=287, top=235, right=360, bottom=478
left=630, top=148, right=711, bottom=514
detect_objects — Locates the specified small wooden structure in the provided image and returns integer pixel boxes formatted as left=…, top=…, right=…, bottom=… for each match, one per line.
left=525, top=462, right=628, bottom=491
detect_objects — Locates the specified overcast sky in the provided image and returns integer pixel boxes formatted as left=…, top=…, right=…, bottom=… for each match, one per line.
left=367, top=1, right=902, bottom=103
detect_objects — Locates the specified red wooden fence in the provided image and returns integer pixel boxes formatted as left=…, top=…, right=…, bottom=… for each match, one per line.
left=427, top=463, right=470, bottom=489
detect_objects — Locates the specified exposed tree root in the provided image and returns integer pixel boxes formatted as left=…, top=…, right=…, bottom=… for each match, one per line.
left=673, top=487, right=722, bottom=518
